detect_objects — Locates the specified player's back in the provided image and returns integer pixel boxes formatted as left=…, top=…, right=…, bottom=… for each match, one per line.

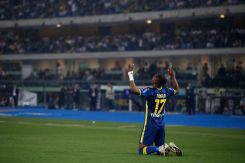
left=140, top=87, right=175, bottom=126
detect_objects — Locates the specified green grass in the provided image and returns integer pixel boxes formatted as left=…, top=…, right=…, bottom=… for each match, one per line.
left=0, top=117, right=245, bottom=163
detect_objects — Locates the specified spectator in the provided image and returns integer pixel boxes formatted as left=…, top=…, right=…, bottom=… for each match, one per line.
left=201, top=63, right=211, bottom=87
left=186, top=64, right=193, bottom=70
left=73, top=84, right=80, bottom=109
left=89, top=83, right=98, bottom=111
left=56, top=61, right=63, bottom=80
left=186, top=83, right=195, bottom=114
left=202, top=63, right=209, bottom=75
left=214, top=87, right=226, bottom=114
left=201, top=73, right=211, bottom=87
left=138, top=62, right=150, bottom=80
left=65, top=85, right=74, bottom=109
left=48, top=93, right=58, bottom=109
left=105, top=83, right=115, bottom=110
left=217, top=64, right=226, bottom=77
left=11, top=85, right=19, bottom=108
left=240, top=95, right=245, bottom=115
left=58, top=87, right=65, bottom=109
left=198, top=90, right=207, bottom=112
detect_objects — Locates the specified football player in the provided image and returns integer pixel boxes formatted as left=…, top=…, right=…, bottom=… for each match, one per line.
left=127, top=63, right=182, bottom=156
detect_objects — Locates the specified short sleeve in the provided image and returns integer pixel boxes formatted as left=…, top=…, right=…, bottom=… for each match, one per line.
left=139, top=87, right=151, bottom=98
left=166, top=88, right=175, bottom=97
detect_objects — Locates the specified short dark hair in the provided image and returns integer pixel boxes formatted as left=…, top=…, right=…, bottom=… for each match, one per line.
left=155, top=74, right=167, bottom=88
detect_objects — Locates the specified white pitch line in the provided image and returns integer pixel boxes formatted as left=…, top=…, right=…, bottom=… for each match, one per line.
left=17, top=121, right=33, bottom=125
left=43, top=123, right=84, bottom=127
left=17, top=121, right=84, bottom=127
left=15, top=121, right=125, bottom=130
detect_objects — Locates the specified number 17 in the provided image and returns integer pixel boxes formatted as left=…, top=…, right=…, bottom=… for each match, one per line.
left=154, top=99, right=166, bottom=114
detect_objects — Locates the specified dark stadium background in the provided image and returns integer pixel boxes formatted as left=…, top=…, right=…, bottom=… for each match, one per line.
left=0, top=1, right=244, bottom=114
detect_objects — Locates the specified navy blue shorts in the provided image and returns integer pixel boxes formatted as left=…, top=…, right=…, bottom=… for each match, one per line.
left=139, top=123, right=165, bottom=147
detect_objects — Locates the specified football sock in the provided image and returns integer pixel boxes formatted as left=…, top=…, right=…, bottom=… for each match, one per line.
left=139, top=146, right=160, bottom=155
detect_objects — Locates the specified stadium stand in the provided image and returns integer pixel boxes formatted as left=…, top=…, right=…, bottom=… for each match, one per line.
left=0, top=19, right=244, bottom=54
left=0, top=0, right=242, bottom=20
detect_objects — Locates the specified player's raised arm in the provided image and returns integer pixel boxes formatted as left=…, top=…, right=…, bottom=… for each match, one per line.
left=127, top=64, right=141, bottom=95
left=168, top=67, right=180, bottom=95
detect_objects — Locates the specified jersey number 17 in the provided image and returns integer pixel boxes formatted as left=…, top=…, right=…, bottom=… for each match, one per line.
left=154, top=99, right=166, bottom=114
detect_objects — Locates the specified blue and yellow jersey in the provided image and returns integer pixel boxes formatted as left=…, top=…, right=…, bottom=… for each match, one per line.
left=139, top=87, right=176, bottom=126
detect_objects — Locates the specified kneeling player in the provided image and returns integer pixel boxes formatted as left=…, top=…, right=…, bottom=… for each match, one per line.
left=127, top=64, right=182, bottom=156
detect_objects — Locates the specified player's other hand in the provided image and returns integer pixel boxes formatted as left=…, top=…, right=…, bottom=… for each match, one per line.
left=128, top=64, right=134, bottom=72
left=168, top=67, right=176, bottom=79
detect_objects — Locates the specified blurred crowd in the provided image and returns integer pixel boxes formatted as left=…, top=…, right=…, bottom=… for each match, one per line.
left=24, top=67, right=122, bottom=82
left=1, top=59, right=244, bottom=88
left=0, top=27, right=244, bottom=54
left=201, top=60, right=245, bottom=88
left=137, top=61, right=198, bottom=82
left=47, top=83, right=81, bottom=109
left=0, top=0, right=242, bottom=20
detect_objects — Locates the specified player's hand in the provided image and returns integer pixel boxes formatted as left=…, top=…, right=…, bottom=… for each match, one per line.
left=168, top=67, right=176, bottom=79
left=128, top=64, right=134, bottom=72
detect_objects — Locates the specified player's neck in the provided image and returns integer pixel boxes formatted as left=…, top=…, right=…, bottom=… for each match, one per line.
left=153, top=86, right=162, bottom=89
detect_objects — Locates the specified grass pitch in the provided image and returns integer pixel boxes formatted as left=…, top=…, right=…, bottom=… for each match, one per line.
left=0, top=117, right=245, bottom=163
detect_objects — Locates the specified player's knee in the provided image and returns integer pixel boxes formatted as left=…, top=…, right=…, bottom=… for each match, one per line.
left=139, top=143, right=148, bottom=155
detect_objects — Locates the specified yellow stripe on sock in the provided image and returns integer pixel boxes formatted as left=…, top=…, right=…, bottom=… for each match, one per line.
left=140, top=101, right=148, bottom=143
left=143, top=147, right=147, bottom=155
